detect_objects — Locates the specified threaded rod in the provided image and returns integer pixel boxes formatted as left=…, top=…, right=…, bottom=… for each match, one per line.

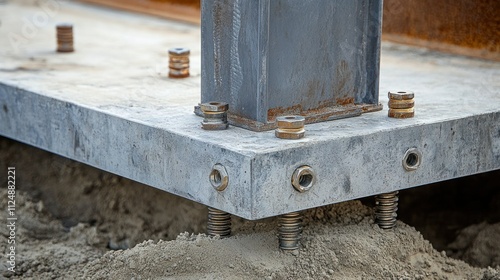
left=375, top=191, right=399, bottom=229
left=278, top=211, right=303, bottom=250
left=207, top=207, right=231, bottom=237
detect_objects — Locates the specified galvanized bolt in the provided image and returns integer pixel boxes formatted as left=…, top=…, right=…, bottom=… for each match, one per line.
left=207, top=207, right=231, bottom=237
left=388, top=91, right=414, bottom=118
left=200, top=102, right=229, bottom=130
left=275, top=116, right=305, bottom=139
left=402, top=148, right=422, bottom=171
left=375, top=191, right=399, bottom=229
left=210, top=164, right=229, bottom=191
left=278, top=211, right=303, bottom=250
left=168, top=47, right=190, bottom=78
left=291, top=165, right=315, bottom=193
left=56, top=23, right=74, bottom=53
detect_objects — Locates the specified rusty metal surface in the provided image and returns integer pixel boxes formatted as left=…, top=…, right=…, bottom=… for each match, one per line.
left=383, top=0, right=500, bottom=61
left=168, top=47, right=190, bottom=78
left=80, top=0, right=200, bottom=24
left=201, top=0, right=383, bottom=131
left=388, top=91, right=415, bottom=119
left=80, top=0, right=499, bottom=61
left=56, top=24, right=74, bottom=53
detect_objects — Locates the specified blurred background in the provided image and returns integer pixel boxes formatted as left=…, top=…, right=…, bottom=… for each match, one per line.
left=81, top=0, right=499, bottom=61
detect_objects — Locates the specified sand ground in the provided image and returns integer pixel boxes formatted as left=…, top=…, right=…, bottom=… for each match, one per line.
left=1, top=136, right=499, bottom=279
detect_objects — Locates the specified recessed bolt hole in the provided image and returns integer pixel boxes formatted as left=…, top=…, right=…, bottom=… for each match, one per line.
left=398, top=91, right=407, bottom=93
left=406, top=153, right=419, bottom=167
left=402, top=148, right=422, bottom=171
left=285, top=116, right=296, bottom=120
left=292, top=166, right=315, bottom=193
left=209, top=164, right=229, bottom=191
left=211, top=170, right=222, bottom=186
left=299, top=173, right=313, bottom=188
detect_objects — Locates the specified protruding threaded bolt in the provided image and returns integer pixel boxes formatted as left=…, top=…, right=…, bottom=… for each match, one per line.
left=56, top=23, right=74, bottom=53
left=278, top=212, right=303, bottom=250
left=388, top=91, right=414, bottom=118
left=375, top=191, right=399, bottom=229
left=201, top=102, right=229, bottom=130
left=168, top=48, right=190, bottom=78
left=207, top=207, right=231, bottom=237
left=275, top=116, right=305, bottom=139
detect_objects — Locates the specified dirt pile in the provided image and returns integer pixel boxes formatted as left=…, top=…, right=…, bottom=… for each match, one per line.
left=1, top=136, right=500, bottom=279
left=63, top=201, right=500, bottom=279
left=448, top=222, right=500, bottom=268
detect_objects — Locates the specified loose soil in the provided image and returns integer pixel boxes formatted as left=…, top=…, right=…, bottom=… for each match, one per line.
left=1, top=136, right=499, bottom=279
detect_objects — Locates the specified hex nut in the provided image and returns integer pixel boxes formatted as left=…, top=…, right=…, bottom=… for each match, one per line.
left=275, top=116, right=305, bottom=139
left=210, top=164, right=229, bottom=191
left=202, top=122, right=229, bottom=130
left=276, top=116, right=305, bottom=129
left=388, top=108, right=415, bottom=118
left=388, top=91, right=414, bottom=100
left=388, top=99, right=415, bottom=109
left=200, top=102, right=229, bottom=112
left=291, top=165, right=315, bottom=193
left=168, top=47, right=190, bottom=56
left=402, top=148, right=422, bottom=171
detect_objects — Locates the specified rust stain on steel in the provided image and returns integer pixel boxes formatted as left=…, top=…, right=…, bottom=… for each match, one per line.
left=267, top=104, right=303, bottom=122
left=383, top=0, right=500, bottom=60
left=80, top=0, right=201, bottom=24
left=267, top=97, right=356, bottom=122
left=336, top=97, right=355, bottom=106
left=230, top=103, right=382, bottom=132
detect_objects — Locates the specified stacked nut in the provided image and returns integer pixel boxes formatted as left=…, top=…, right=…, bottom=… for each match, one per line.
left=388, top=91, right=414, bottom=118
left=200, top=102, right=229, bottom=130
left=56, top=23, right=74, bottom=53
left=275, top=116, right=305, bottom=139
left=168, top=48, right=190, bottom=78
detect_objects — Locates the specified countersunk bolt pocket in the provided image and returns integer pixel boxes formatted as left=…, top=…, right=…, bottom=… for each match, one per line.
left=388, top=91, right=414, bottom=118
left=402, top=148, right=422, bottom=171
left=56, top=23, right=74, bottom=53
left=291, top=165, right=315, bottom=193
left=168, top=47, right=190, bottom=78
left=201, top=102, right=229, bottom=130
left=275, top=116, right=305, bottom=139
left=209, top=164, right=229, bottom=191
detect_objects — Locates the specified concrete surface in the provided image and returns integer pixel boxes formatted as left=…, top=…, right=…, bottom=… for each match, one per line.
left=0, top=1, right=499, bottom=219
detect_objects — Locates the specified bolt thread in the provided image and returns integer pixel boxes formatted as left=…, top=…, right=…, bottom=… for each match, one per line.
left=278, top=212, right=302, bottom=250
left=375, top=191, right=399, bottom=229
left=207, top=207, right=231, bottom=237
left=56, top=24, right=74, bottom=52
